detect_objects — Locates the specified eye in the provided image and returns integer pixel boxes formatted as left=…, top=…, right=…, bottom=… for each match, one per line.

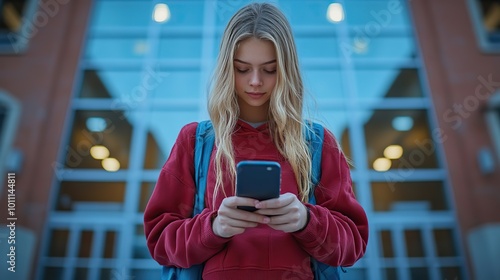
left=264, top=69, right=276, bottom=74
left=235, top=68, right=249, bottom=73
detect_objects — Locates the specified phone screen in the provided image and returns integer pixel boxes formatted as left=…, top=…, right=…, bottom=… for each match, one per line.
left=236, top=160, right=281, bottom=211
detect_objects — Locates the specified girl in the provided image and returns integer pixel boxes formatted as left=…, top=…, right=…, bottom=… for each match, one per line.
left=144, top=3, right=368, bottom=279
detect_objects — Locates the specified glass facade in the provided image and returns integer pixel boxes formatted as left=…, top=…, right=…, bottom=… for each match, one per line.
left=39, top=1, right=466, bottom=279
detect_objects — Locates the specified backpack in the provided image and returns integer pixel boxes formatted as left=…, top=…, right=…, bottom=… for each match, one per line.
left=161, top=120, right=340, bottom=280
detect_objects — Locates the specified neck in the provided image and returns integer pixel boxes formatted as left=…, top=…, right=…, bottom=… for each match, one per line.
left=238, top=103, right=269, bottom=123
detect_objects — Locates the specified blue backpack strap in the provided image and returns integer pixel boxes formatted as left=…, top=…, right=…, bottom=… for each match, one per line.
left=305, top=121, right=341, bottom=280
left=305, top=121, right=324, bottom=204
left=193, top=120, right=214, bottom=215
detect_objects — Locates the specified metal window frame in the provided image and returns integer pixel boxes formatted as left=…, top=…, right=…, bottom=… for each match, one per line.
left=485, top=90, right=500, bottom=161
left=0, top=0, right=39, bottom=54
left=467, top=0, right=500, bottom=53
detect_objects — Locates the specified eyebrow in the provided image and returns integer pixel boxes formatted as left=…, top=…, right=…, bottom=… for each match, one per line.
left=234, top=59, right=277, bottom=66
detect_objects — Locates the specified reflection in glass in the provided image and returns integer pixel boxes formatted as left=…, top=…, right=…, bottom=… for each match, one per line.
left=355, top=68, right=423, bottom=99
left=144, top=111, right=199, bottom=169
left=57, top=182, right=125, bottom=212
left=79, top=70, right=200, bottom=100
left=314, top=110, right=351, bottom=161
left=296, top=37, right=339, bottom=59
left=65, top=110, right=131, bottom=169
left=158, top=37, right=202, bottom=59
left=85, top=38, right=148, bottom=60
left=90, top=2, right=151, bottom=29
left=371, top=181, right=448, bottom=212
left=303, top=70, right=344, bottom=99
left=343, top=1, right=411, bottom=27
left=364, top=109, right=438, bottom=170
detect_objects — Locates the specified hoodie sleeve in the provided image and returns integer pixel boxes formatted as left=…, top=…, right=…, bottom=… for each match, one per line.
left=292, top=127, right=369, bottom=267
left=143, top=122, right=230, bottom=268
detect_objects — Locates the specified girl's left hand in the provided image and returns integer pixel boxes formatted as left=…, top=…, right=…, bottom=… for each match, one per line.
left=254, top=192, right=309, bottom=233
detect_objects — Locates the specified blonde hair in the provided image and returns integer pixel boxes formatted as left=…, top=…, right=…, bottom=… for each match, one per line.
left=208, top=3, right=313, bottom=203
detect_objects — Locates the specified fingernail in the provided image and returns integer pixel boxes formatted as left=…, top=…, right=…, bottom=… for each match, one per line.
left=263, top=217, right=270, bottom=223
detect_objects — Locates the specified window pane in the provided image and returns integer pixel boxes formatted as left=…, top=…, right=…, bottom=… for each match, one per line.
left=103, top=231, right=117, bottom=259
left=371, top=181, right=448, bottom=212
left=79, top=69, right=199, bottom=100
left=139, top=182, right=155, bottom=212
left=383, top=268, right=398, bottom=280
left=355, top=69, right=423, bottom=99
left=364, top=109, right=438, bottom=170
left=380, top=230, right=395, bottom=258
left=57, top=182, right=126, bottom=212
left=144, top=111, right=199, bottom=169
left=90, top=1, right=151, bottom=29
left=475, top=0, right=500, bottom=45
left=78, top=230, right=93, bottom=258
left=405, top=230, right=425, bottom=257
left=85, top=38, right=148, bottom=61
left=316, top=110, right=352, bottom=161
left=158, top=37, right=203, bottom=59
left=433, top=229, right=457, bottom=257
left=158, top=1, right=204, bottom=27
left=345, top=36, right=416, bottom=60
left=74, top=268, right=88, bottom=280
left=440, top=266, right=462, bottom=280
left=344, top=1, right=412, bottom=28
left=43, top=267, right=64, bottom=280
left=48, top=229, right=69, bottom=257
left=280, top=1, right=335, bottom=26
left=65, top=110, right=131, bottom=170
left=296, top=36, right=339, bottom=59
left=303, top=70, right=344, bottom=99
left=133, top=225, right=150, bottom=259
left=410, top=267, right=429, bottom=280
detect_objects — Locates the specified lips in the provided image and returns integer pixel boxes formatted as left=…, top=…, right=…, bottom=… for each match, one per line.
left=246, top=92, right=265, bottom=99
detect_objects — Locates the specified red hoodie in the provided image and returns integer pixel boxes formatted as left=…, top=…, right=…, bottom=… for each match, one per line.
left=144, top=120, right=368, bottom=280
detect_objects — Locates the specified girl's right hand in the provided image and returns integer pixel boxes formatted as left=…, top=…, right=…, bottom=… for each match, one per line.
left=212, top=196, right=271, bottom=238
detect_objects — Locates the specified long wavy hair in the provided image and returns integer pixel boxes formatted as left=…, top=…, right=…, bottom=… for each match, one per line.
left=208, top=3, right=313, bottom=203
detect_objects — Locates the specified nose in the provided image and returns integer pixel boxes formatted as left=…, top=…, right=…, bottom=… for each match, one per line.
left=249, top=71, right=262, bottom=87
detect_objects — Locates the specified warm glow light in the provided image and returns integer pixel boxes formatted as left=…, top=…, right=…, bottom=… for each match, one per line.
left=102, top=158, right=120, bottom=172
left=90, top=145, right=110, bottom=160
left=384, top=145, right=403, bottom=159
left=373, top=157, right=391, bottom=172
left=326, top=3, right=344, bottom=23
left=153, top=3, right=171, bottom=23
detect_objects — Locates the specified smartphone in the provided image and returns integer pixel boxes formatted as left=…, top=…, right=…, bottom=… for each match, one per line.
left=236, top=160, right=281, bottom=212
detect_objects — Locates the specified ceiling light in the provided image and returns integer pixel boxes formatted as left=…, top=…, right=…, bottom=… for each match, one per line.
left=90, top=145, right=110, bottom=160
left=153, top=3, right=171, bottom=23
left=326, top=3, right=345, bottom=23
left=102, top=158, right=120, bottom=172
left=373, top=157, right=391, bottom=172
left=392, top=116, right=414, bottom=131
left=86, top=117, right=107, bottom=132
left=384, top=145, right=403, bottom=159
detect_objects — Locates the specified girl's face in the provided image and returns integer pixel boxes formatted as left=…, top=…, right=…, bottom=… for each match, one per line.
left=233, top=37, right=277, bottom=122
